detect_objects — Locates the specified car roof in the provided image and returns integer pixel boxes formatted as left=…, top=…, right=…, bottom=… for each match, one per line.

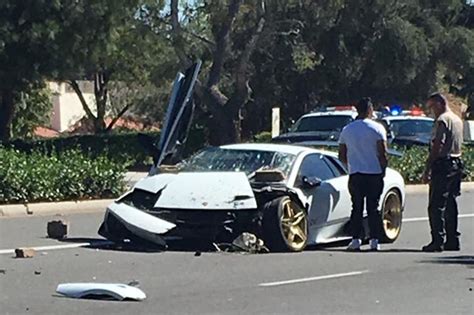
left=221, top=143, right=334, bottom=156
left=381, top=116, right=434, bottom=122
left=300, top=111, right=357, bottom=118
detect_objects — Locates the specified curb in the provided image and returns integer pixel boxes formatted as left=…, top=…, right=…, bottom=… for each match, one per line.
left=0, top=199, right=114, bottom=218
left=1, top=183, right=473, bottom=218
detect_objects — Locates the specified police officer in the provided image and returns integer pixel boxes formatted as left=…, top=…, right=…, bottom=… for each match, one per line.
left=422, top=93, right=464, bottom=252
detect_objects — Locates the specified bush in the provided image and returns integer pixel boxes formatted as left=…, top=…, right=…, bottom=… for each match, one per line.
left=4, top=130, right=208, bottom=170
left=4, top=132, right=160, bottom=169
left=0, top=147, right=127, bottom=204
left=253, top=131, right=272, bottom=143
left=390, top=145, right=473, bottom=184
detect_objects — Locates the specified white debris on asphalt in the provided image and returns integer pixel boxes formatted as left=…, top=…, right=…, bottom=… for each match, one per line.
left=56, top=283, right=146, bottom=301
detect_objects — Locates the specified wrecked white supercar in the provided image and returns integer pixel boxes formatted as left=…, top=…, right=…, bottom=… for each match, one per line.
left=98, top=62, right=406, bottom=252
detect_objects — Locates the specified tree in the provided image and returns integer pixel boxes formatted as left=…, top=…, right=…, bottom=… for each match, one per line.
left=144, top=0, right=267, bottom=145
left=11, top=82, right=52, bottom=139
left=53, top=0, right=169, bottom=133
left=0, top=0, right=66, bottom=141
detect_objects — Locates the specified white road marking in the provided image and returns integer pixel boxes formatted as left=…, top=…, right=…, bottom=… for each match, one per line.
left=403, top=213, right=474, bottom=223
left=259, top=270, right=369, bottom=287
left=0, top=241, right=113, bottom=255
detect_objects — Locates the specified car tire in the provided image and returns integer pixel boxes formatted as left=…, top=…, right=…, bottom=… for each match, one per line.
left=380, top=189, right=403, bottom=243
left=262, top=196, right=308, bottom=252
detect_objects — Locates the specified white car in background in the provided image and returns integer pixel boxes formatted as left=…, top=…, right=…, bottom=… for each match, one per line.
left=273, top=108, right=358, bottom=143
left=379, top=115, right=434, bottom=147
left=98, top=62, right=406, bottom=252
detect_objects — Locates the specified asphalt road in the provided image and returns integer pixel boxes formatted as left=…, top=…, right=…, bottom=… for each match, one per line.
left=1, top=189, right=473, bottom=315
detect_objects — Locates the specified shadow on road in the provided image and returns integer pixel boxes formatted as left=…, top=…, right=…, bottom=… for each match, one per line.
left=419, top=255, right=474, bottom=267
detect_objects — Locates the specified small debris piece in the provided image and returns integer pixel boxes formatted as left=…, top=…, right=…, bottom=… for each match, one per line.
left=194, top=251, right=201, bottom=257
left=47, top=220, right=69, bottom=239
left=0, top=269, right=6, bottom=274
left=15, top=248, right=35, bottom=258
left=128, top=280, right=140, bottom=287
left=34, top=270, right=41, bottom=275
left=40, top=252, right=48, bottom=256
left=231, top=232, right=269, bottom=253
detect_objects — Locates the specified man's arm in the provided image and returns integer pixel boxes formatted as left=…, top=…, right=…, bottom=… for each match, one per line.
left=422, top=121, right=445, bottom=183
left=376, top=140, right=388, bottom=176
left=338, top=144, right=348, bottom=166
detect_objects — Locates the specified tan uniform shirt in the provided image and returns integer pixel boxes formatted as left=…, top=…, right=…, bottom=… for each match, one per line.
left=432, top=111, right=463, bottom=158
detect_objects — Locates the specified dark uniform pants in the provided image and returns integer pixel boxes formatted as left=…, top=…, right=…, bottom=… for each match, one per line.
left=428, top=158, right=464, bottom=245
left=348, top=173, right=384, bottom=239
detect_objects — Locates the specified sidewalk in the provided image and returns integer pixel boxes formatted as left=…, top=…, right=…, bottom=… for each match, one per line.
left=1, top=177, right=473, bottom=218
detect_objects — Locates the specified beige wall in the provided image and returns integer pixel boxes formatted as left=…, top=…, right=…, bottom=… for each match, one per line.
left=48, top=81, right=95, bottom=132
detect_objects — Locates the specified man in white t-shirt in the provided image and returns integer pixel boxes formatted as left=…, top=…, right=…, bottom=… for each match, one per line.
left=338, top=98, right=388, bottom=251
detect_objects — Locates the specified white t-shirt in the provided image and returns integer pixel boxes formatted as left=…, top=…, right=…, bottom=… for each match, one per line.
left=339, top=119, right=387, bottom=175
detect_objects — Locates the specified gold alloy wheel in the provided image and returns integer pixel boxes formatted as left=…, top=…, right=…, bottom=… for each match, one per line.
left=280, top=199, right=308, bottom=251
left=383, top=191, right=402, bottom=241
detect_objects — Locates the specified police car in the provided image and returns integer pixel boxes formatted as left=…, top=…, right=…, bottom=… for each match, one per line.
left=378, top=106, right=434, bottom=147
left=272, top=106, right=358, bottom=144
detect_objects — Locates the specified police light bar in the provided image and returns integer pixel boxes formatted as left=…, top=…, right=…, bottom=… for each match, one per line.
left=389, top=105, right=402, bottom=116
left=326, top=105, right=356, bottom=111
left=410, top=107, right=424, bottom=116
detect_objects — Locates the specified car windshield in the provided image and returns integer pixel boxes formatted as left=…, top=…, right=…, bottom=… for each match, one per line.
left=179, top=147, right=296, bottom=179
left=389, top=120, right=433, bottom=137
left=293, top=115, right=353, bottom=132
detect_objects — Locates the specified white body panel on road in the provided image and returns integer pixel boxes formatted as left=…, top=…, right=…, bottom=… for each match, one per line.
left=56, top=283, right=146, bottom=301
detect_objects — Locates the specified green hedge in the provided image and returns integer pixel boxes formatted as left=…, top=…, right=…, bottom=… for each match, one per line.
left=0, top=147, right=127, bottom=204
left=4, top=132, right=160, bottom=168
left=389, top=145, right=473, bottom=184
left=3, top=129, right=207, bottom=169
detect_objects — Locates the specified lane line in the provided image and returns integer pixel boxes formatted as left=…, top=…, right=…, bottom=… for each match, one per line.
left=0, top=241, right=113, bottom=255
left=403, top=213, right=474, bottom=223
left=259, top=270, right=369, bottom=287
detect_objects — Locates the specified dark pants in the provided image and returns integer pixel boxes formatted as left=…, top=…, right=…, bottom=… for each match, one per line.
left=428, top=158, right=463, bottom=245
left=348, top=173, right=384, bottom=239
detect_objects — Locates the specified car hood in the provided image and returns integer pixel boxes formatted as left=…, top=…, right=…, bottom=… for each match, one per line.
left=272, top=131, right=340, bottom=143
left=392, top=134, right=431, bottom=146
left=133, top=172, right=258, bottom=210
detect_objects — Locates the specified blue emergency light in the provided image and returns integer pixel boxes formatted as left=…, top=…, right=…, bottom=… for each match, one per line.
left=390, top=105, right=402, bottom=116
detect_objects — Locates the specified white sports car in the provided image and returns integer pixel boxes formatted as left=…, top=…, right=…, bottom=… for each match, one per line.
left=98, top=62, right=406, bottom=252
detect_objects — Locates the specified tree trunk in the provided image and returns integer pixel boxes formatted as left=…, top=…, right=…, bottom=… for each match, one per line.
left=0, top=90, right=15, bottom=141
left=94, top=71, right=109, bottom=133
left=208, top=112, right=240, bottom=146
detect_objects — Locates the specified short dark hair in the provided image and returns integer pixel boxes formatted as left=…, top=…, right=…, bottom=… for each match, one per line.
left=428, top=93, right=447, bottom=106
left=356, top=97, right=373, bottom=115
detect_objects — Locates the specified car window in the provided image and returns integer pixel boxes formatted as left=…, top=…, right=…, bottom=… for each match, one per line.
left=298, top=153, right=336, bottom=181
left=324, top=155, right=348, bottom=177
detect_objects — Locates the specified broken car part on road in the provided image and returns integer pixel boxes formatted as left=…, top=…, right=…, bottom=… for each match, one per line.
left=56, top=283, right=146, bottom=301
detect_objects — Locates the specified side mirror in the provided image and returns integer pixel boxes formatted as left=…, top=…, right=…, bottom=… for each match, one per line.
left=301, top=176, right=322, bottom=188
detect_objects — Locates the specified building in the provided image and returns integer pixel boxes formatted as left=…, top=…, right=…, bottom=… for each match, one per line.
left=48, top=81, right=95, bottom=132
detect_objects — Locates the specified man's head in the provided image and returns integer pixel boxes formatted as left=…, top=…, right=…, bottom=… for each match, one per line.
left=427, top=93, right=448, bottom=118
left=355, top=97, right=374, bottom=118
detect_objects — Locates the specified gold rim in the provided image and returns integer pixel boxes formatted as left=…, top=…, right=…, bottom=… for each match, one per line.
left=280, top=199, right=307, bottom=250
left=383, top=191, right=402, bottom=240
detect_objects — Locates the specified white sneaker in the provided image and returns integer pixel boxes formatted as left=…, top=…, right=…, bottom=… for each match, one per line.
left=369, top=239, right=380, bottom=251
left=347, top=239, right=361, bottom=251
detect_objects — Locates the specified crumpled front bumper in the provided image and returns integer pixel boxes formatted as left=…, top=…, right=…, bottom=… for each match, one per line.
left=98, top=202, right=176, bottom=247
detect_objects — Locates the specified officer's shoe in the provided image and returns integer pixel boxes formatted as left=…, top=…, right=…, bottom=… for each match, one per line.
left=422, top=242, right=443, bottom=252
left=444, top=239, right=460, bottom=251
